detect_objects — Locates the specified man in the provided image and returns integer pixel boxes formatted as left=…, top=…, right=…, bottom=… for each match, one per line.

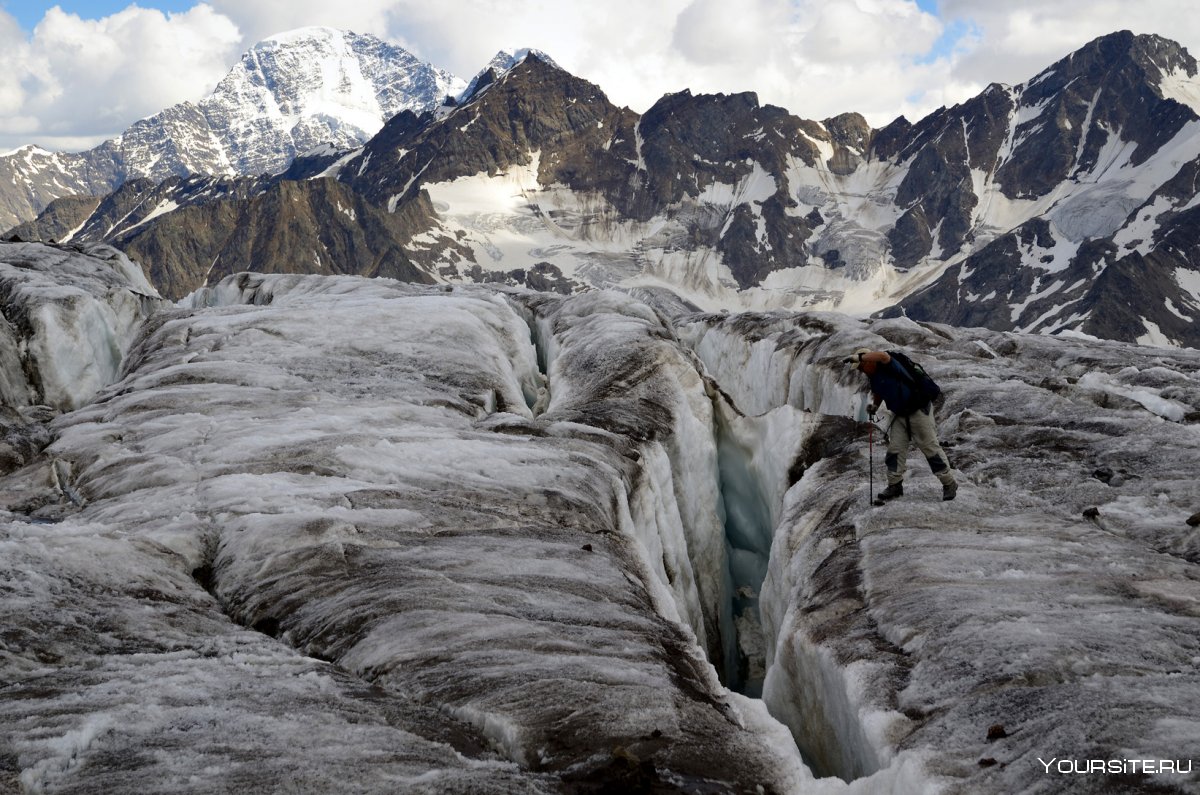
left=844, top=348, right=957, bottom=502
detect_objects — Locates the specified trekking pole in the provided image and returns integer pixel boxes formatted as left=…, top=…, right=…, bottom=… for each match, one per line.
left=868, top=421, right=874, bottom=506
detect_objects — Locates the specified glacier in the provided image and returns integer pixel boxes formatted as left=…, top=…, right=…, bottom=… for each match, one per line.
left=1, top=242, right=1198, bottom=794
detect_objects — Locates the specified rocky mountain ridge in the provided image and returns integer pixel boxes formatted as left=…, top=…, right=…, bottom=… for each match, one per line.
left=11, top=31, right=1200, bottom=347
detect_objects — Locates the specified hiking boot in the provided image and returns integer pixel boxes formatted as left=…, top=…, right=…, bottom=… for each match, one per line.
left=942, top=481, right=957, bottom=501
left=876, top=482, right=903, bottom=502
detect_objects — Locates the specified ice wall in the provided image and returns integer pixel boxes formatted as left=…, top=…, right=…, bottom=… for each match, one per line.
left=678, top=311, right=868, bottom=419
left=517, top=290, right=734, bottom=671
left=0, top=243, right=163, bottom=410
left=709, top=388, right=814, bottom=695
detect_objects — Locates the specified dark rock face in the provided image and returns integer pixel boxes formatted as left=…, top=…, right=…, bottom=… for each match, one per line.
left=899, top=219, right=1200, bottom=348
left=898, top=157, right=1200, bottom=348
left=630, top=91, right=824, bottom=287
left=347, top=56, right=639, bottom=208
left=823, top=112, right=873, bottom=175
left=1083, top=234, right=1200, bottom=346
left=4, top=195, right=100, bottom=243
left=69, top=178, right=161, bottom=241
left=997, top=30, right=1198, bottom=196
left=113, top=179, right=438, bottom=299
left=627, top=90, right=817, bottom=216
left=10, top=169, right=444, bottom=300
left=888, top=206, right=934, bottom=269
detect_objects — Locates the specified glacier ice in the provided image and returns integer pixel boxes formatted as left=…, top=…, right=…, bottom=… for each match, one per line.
left=1, top=247, right=1199, bottom=793
left=1, top=264, right=810, bottom=792
left=0, top=243, right=162, bottom=411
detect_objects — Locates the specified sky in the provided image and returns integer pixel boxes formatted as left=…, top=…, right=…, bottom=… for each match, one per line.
left=1, top=0, right=1199, bottom=152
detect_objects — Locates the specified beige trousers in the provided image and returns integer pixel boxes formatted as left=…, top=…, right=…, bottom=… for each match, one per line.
left=885, top=406, right=955, bottom=487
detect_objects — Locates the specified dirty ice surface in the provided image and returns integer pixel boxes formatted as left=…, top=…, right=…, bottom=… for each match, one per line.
left=1, top=243, right=1199, bottom=794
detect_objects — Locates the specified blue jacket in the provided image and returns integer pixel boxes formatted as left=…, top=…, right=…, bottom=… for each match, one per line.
left=868, top=357, right=929, bottom=416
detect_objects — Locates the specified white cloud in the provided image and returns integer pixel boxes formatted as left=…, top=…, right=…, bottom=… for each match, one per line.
left=0, top=3, right=241, bottom=150
left=672, top=0, right=790, bottom=65
left=207, top=0, right=392, bottom=48
left=940, top=0, right=1200, bottom=87
left=365, top=0, right=952, bottom=123
left=799, top=0, right=940, bottom=62
left=3, top=0, right=1200, bottom=152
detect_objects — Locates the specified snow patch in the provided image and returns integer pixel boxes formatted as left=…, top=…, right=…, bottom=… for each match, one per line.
left=1009, top=277, right=1064, bottom=323
left=1175, top=266, right=1200, bottom=304
left=1135, top=318, right=1181, bottom=350
left=1077, top=370, right=1188, bottom=420
left=697, top=162, right=777, bottom=208
left=1113, top=196, right=1173, bottom=256
left=1165, top=297, right=1192, bottom=320
left=1159, top=66, right=1200, bottom=115
left=314, top=148, right=361, bottom=180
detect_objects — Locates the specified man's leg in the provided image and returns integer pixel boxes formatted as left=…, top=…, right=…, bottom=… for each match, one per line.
left=910, top=407, right=956, bottom=490
left=881, top=415, right=910, bottom=497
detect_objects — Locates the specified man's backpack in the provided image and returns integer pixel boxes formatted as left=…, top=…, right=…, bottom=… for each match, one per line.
left=888, top=350, right=942, bottom=406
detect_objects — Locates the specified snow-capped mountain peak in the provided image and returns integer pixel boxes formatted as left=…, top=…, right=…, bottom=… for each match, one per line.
left=253, top=24, right=348, bottom=47
left=487, top=47, right=560, bottom=72
left=459, top=47, right=562, bottom=102
left=130, top=27, right=466, bottom=179
left=0, top=28, right=465, bottom=230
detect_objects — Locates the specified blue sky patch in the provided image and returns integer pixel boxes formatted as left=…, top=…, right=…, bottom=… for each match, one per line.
left=1, top=1, right=197, bottom=31
left=919, top=18, right=980, bottom=64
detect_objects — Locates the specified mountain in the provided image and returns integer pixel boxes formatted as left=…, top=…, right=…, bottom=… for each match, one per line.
left=13, top=31, right=1200, bottom=347
left=0, top=27, right=464, bottom=230
left=888, top=30, right=1200, bottom=346
left=3, top=244, right=1198, bottom=792
left=458, top=47, right=562, bottom=99
left=0, top=144, right=121, bottom=235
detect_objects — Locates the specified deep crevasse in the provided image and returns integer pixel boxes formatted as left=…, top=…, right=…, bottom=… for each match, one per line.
left=676, top=312, right=912, bottom=783
left=530, top=298, right=915, bottom=784
left=519, top=292, right=907, bottom=789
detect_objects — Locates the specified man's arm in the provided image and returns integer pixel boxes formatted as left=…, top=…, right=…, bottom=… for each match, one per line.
left=865, top=350, right=889, bottom=416
left=868, top=390, right=882, bottom=417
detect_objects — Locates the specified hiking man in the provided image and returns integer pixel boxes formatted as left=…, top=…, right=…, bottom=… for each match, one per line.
left=844, top=348, right=957, bottom=502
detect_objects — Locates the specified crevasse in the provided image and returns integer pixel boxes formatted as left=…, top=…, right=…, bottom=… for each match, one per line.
left=677, top=313, right=897, bottom=782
